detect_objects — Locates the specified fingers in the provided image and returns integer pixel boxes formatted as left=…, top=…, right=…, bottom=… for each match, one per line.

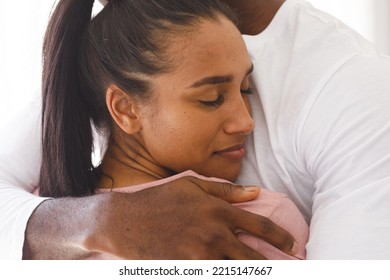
left=191, top=227, right=267, bottom=260
left=230, top=207, right=298, bottom=255
left=187, top=176, right=260, bottom=203
left=185, top=176, right=297, bottom=255
left=221, top=232, right=268, bottom=260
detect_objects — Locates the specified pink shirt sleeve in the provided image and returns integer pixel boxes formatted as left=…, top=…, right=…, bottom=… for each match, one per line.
left=97, top=170, right=308, bottom=259
left=234, top=189, right=308, bottom=259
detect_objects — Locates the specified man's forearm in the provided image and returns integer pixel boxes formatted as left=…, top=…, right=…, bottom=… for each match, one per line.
left=23, top=196, right=104, bottom=259
left=22, top=177, right=297, bottom=260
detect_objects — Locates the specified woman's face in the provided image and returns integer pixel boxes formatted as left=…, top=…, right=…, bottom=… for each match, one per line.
left=139, top=16, right=254, bottom=182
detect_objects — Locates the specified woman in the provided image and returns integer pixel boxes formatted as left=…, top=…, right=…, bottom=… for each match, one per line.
left=39, top=0, right=308, bottom=259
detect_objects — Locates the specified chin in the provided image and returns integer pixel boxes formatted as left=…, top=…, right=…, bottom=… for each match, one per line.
left=191, top=162, right=241, bottom=183
left=220, top=172, right=240, bottom=183
left=207, top=167, right=241, bottom=183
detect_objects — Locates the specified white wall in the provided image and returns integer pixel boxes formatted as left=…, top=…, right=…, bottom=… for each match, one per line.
left=307, top=0, right=390, bottom=55
left=0, top=0, right=104, bottom=122
left=0, top=1, right=55, bottom=121
left=374, top=0, right=390, bottom=55
left=1, top=0, right=389, bottom=121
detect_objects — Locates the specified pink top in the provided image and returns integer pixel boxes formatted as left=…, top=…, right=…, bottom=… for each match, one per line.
left=96, top=170, right=308, bottom=260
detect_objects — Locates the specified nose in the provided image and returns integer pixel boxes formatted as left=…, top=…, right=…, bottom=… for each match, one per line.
left=223, top=95, right=255, bottom=135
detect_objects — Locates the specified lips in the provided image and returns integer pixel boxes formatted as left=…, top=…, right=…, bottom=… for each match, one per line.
left=214, top=144, right=246, bottom=160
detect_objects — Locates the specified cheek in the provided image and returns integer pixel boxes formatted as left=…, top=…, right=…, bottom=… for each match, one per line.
left=143, top=110, right=221, bottom=166
left=143, top=111, right=192, bottom=151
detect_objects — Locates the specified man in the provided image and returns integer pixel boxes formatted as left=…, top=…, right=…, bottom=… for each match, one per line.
left=1, top=0, right=390, bottom=259
left=228, top=0, right=390, bottom=259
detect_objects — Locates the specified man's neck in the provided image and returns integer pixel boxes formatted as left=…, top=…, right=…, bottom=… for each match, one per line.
left=225, top=0, right=285, bottom=35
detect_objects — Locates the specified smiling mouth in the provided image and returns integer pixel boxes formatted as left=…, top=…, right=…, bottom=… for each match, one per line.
left=214, top=144, right=246, bottom=160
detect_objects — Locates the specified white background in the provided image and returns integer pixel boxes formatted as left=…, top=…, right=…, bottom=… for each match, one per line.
left=1, top=260, right=390, bottom=279
left=1, top=0, right=389, bottom=122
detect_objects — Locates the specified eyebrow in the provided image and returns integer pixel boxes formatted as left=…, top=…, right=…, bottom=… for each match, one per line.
left=188, top=63, right=254, bottom=89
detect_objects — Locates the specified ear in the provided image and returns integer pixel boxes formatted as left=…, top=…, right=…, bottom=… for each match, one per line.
left=106, top=85, right=142, bottom=134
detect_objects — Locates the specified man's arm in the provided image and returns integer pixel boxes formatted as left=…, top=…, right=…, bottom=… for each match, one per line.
left=301, top=55, right=390, bottom=259
left=0, top=97, right=45, bottom=260
left=1, top=94, right=296, bottom=260
left=23, top=178, right=297, bottom=259
left=222, top=0, right=390, bottom=259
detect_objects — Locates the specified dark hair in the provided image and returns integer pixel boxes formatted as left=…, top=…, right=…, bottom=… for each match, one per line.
left=39, top=0, right=237, bottom=197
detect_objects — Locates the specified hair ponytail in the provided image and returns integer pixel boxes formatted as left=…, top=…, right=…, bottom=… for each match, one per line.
left=39, top=0, right=238, bottom=197
left=39, top=0, right=96, bottom=197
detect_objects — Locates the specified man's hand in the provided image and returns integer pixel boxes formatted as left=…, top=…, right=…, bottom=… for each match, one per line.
left=23, top=176, right=296, bottom=259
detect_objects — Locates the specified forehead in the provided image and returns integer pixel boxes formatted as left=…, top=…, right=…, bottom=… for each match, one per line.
left=165, top=16, right=252, bottom=78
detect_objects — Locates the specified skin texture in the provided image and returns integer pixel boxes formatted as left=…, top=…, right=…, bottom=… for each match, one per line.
left=23, top=0, right=295, bottom=259
left=24, top=177, right=297, bottom=259
left=100, top=16, right=254, bottom=188
left=221, top=0, right=285, bottom=35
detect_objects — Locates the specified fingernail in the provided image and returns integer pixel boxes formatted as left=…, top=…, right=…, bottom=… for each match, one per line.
left=291, top=241, right=299, bottom=255
left=243, top=186, right=259, bottom=192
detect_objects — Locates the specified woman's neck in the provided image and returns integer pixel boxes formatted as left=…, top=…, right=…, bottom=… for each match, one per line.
left=97, top=137, right=174, bottom=189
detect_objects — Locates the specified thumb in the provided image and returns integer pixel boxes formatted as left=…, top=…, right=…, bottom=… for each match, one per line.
left=187, top=176, right=260, bottom=203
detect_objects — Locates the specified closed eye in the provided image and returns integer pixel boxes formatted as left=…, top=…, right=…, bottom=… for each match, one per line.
left=199, top=95, right=225, bottom=107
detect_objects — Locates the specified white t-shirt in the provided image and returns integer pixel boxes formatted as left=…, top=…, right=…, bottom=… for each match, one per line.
left=0, top=97, right=47, bottom=260
left=237, top=0, right=390, bottom=259
left=1, top=0, right=390, bottom=259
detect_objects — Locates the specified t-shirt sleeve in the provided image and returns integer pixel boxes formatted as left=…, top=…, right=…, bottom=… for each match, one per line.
left=0, top=98, right=48, bottom=259
left=300, top=54, right=390, bottom=259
